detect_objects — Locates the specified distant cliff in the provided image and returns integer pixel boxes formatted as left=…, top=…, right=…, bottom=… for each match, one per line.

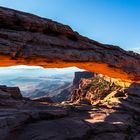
left=73, top=71, right=93, bottom=88
left=32, top=71, right=93, bottom=102
left=70, top=76, right=122, bottom=105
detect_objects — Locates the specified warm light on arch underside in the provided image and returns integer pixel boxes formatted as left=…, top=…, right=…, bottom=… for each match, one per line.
left=0, top=55, right=139, bottom=84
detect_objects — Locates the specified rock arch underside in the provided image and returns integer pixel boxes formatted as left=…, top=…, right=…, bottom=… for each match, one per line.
left=0, top=7, right=140, bottom=84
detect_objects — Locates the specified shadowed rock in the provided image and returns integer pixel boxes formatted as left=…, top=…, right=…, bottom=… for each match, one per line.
left=0, top=79, right=140, bottom=140
left=0, top=85, right=22, bottom=99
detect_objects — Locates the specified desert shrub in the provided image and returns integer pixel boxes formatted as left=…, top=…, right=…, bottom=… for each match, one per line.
left=81, top=77, right=121, bottom=101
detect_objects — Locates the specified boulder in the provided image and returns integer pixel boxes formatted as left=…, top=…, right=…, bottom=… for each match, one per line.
left=0, top=85, right=22, bottom=99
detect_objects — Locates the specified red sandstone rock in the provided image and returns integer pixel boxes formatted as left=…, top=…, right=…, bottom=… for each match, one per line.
left=0, top=7, right=140, bottom=82
left=70, top=74, right=127, bottom=105
left=0, top=82, right=139, bottom=140
left=0, top=6, right=140, bottom=140
left=72, top=71, right=93, bottom=88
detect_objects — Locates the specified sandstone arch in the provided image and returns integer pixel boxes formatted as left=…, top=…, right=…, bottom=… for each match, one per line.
left=0, top=7, right=140, bottom=83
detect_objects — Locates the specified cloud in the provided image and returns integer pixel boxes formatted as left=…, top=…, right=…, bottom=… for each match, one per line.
left=132, top=47, right=140, bottom=54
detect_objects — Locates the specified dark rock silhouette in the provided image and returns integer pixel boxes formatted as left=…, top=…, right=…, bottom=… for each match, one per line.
left=0, top=85, right=22, bottom=99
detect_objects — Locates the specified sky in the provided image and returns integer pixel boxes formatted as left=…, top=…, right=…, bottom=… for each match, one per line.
left=0, top=0, right=140, bottom=52
left=0, top=66, right=83, bottom=79
left=0, top=66, right=83, bottom=96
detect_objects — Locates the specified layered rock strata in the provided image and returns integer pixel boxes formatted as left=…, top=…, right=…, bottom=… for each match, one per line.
left=0, top=7, right=140, bottom=82
left=0, top=80, right=140, bottom=140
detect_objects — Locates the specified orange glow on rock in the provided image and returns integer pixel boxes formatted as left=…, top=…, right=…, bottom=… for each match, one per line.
left=0, top=55, right=139, bottom=84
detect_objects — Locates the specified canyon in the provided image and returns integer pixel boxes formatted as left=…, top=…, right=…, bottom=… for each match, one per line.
left=0, top=72, right=140, bottom=140
left=0, top=6, right=140, bottom=140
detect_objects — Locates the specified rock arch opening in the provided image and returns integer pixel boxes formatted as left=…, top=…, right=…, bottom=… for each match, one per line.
left=0, top=65, right=88, bottom=102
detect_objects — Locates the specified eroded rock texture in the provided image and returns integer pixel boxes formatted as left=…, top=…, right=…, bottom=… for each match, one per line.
left=0, top=7, right=140, bottom=82
left=0, top=6, right=140, bottom=140
left=70, top=74, right=124, bottom=105
left=0, top=78, right=140, bottom=140
left=0, top=85, right=22, bottom=99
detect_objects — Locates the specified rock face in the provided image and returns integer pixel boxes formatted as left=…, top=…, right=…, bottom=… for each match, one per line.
left=0, top=81, right=140, bottom=140
left=0, top=85, right=22, bottom=99
left=54, top=71, right=94, bottom=102
left=0, top=73, right=139, bottom=140
left=0, top=7, right=140, bottom=82
left=49, top=71, right=93, bottom=103
left=41, top=71, right=94, bottom=103
left=73, top=71, right=93, bottom=88
left=70, top=75, right=123, bottom=105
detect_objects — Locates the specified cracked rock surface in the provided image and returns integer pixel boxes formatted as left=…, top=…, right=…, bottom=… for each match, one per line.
left=0, top=7, right=140, bottom=81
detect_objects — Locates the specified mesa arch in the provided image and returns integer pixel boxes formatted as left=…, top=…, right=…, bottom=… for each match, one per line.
left=0, top=7, right=140, bottom=83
